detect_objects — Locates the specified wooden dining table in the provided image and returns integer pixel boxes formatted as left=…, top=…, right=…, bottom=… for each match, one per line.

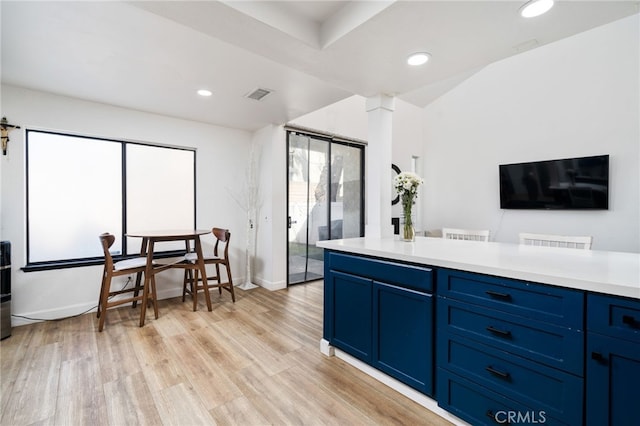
left=126, top=229, right=213, bottom=326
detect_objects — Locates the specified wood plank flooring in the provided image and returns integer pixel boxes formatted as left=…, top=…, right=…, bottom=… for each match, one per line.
left=0, top=281, right=451, bottom=425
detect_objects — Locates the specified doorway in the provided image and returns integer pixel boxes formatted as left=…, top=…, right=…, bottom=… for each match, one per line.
left=286, top=131, right=364, bottom=285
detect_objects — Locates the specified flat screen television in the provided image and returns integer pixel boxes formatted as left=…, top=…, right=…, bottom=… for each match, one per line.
left=499, top=155, right=609, bottom=210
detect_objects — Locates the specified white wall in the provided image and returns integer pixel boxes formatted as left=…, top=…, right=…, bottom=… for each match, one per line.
left=422, top=15, right=640, bottom=253
left=0, top=85, right=252, bottom=323
left=290, top=95, right=368, bottom=140
left=252, top=124, right=287, bottom=290
left=389, top=99, right=426, bottom=230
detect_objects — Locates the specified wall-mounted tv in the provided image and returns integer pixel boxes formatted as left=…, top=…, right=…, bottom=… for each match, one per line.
left=500, top=155, right=609, bottom=210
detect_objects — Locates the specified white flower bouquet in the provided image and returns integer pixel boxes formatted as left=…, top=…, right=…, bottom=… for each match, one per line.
left=393, top=171, right=423, bottom=240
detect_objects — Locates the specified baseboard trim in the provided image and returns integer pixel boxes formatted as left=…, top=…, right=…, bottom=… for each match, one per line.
left=11, top=286, right=185, bottom=327
left=253, top=276, right=286, bottom=291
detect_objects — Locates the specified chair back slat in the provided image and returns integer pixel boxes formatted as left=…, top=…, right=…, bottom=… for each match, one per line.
left=212, top=227, right=231, bottom=259
left=519, top=232, right=592, bottom=250
left=442, top=228, right=490, bottom=242
left=99, top=232, right=116, bottom=270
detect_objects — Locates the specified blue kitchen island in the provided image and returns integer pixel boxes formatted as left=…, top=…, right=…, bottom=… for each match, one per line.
left=317, top=237, right=640, bottom=426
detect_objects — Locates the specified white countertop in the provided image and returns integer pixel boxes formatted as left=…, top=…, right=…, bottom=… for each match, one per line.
left=317, top=237, right=640, bottom=300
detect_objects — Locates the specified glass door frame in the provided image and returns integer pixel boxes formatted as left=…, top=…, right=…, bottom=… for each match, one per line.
left=286, top=129, right=365, bottom=286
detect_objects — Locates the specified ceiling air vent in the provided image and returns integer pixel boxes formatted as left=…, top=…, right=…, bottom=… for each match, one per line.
left=245, top=88, right=272, bottom=101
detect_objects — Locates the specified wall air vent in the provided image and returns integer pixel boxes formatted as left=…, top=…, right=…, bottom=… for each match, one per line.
left=245, top=88, right=272, bottom=101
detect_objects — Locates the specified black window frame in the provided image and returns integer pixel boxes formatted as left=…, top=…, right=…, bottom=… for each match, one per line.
left=23, top=129, right=196, bottom=272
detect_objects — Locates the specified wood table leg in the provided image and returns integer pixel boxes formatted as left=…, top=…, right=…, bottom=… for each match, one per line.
left=132, top=237, right=149, bottom=308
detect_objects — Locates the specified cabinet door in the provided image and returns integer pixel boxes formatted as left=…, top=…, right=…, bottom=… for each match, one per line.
left=327, top=270, right=373, bottom=362
left=587, top=333, right=640, bottom=426
left=373, top=281, right=434, bottom=395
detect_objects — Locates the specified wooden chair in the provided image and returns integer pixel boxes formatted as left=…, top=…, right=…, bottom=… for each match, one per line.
left=519, top=232, right=593, bottom=250
left=98, top=233, right=158, bottom=331
left=442, top=227, right=490, bottom=242
left=182, top=228, right=235, bottom=309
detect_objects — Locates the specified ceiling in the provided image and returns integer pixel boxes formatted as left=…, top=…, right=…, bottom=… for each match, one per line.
left=2, top=1, right=638, bottom=132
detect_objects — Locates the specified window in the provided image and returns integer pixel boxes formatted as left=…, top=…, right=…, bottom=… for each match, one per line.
left=25, top=130, right=195, bottom=270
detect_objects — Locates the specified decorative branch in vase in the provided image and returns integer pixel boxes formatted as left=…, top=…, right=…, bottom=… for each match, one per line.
left=393, top=171, right=423, bottom=241
left=226, top=143, right=261, bottom=290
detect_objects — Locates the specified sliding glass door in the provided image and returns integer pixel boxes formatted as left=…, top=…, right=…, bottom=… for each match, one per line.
left=287, top=131, right=364, bottom=285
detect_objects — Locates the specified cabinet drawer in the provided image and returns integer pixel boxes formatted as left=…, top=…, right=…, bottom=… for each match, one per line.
left=588, top=293, right=640, bottom=343
left=437, top=369, right=567, bottom=426
left=327, top=251, right=432, bottom=293
left=438, top=269, right=584, bottom=329
left=438, top=298, right=583, bottom=375
left=439, top=335, right=583, bottom=424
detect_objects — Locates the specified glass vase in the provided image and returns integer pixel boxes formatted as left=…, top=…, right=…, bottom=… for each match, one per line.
left=400, top=213, right=415, bottom=242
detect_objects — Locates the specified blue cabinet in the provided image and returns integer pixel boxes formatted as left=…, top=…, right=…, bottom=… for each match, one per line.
left=586, top=294, right=640, bottom=426
left=437, top=268, right=584, bottom=425
left=323, top=251, right=640, bottom=425
left=324, top=251, right=434, bottom=395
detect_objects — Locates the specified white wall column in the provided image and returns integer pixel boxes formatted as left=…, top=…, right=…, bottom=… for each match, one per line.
left=253, top=124, right=287, bottom=291
left=365, top=94, right=395, bottom=238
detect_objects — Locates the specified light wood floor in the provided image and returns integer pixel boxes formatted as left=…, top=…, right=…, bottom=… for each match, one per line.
left=0, top=281, right=451, bottom=426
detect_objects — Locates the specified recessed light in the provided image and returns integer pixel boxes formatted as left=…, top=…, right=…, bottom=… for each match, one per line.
left=520, top=0, right=554, bottom=18
left=407, top=52, right=430, bottom=66
left=197, top=89, right=212, bottom=97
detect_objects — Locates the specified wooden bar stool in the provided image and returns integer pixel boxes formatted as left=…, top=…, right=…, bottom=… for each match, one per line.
left=182, top=228, right=235, bottom=310
left=97, top=233, right=158, bottom=331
